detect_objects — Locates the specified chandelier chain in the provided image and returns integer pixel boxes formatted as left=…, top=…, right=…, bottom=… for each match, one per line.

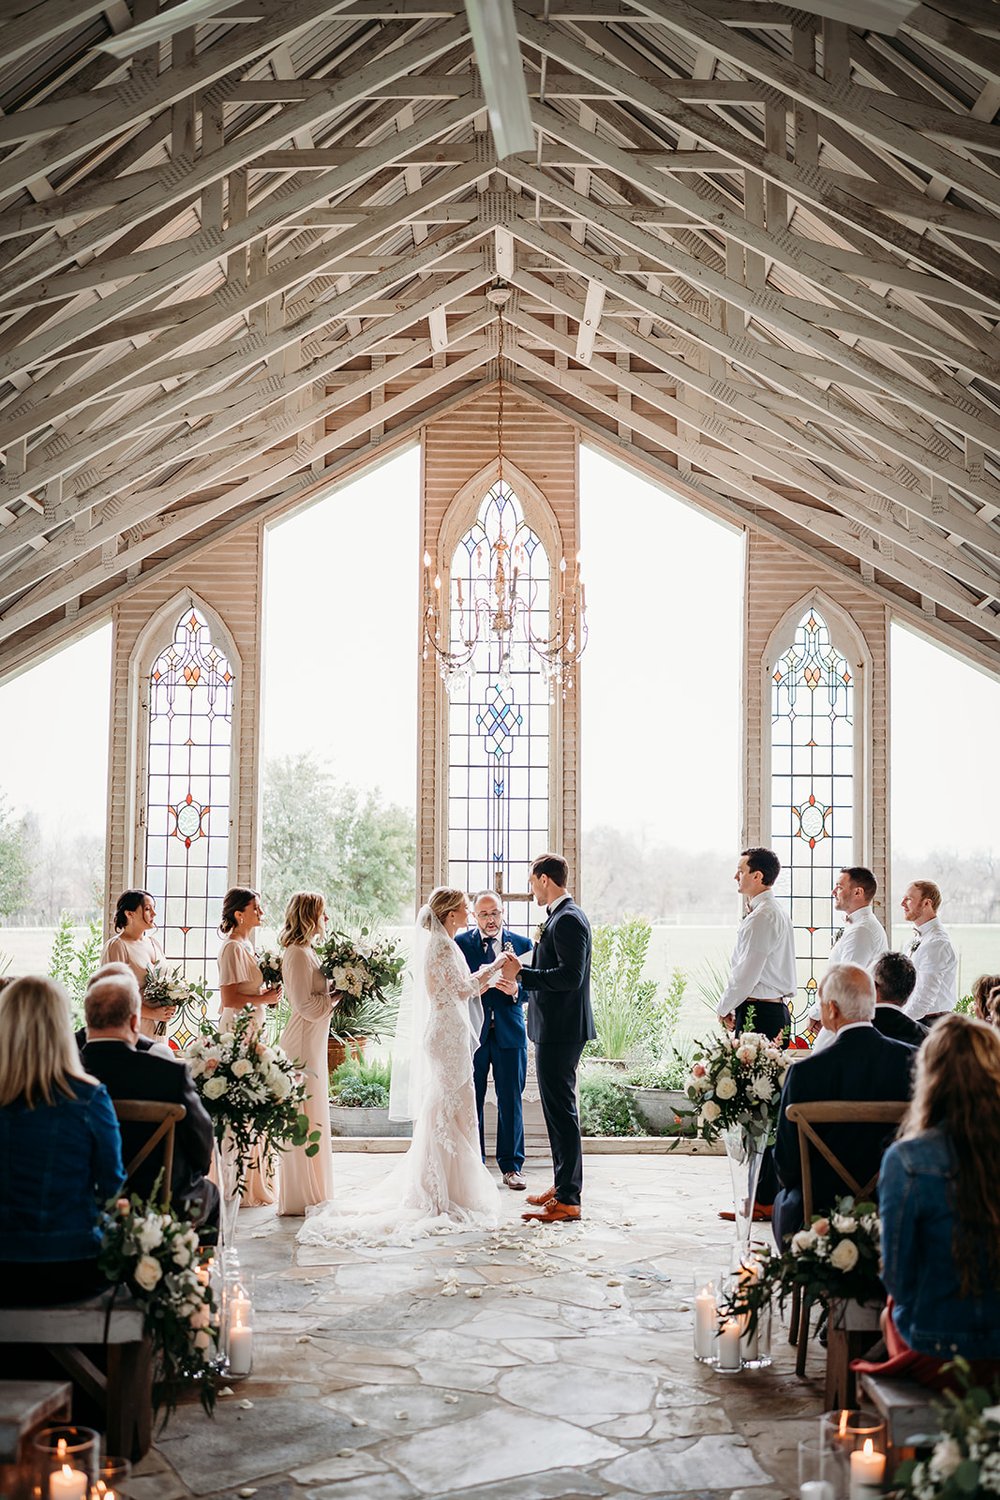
left=496, top=306, right=505, bottom=489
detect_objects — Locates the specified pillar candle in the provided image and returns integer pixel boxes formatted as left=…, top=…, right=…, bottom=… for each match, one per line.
left=716, top=1317, right=742, bottom=1372
left=49, top=1464, right=87, bottom=1500
left=800, top=1484, right=834, bottom=1500
left=694, top=1286, right=717, bottom=1359
left=849, top=1440, right=885, bottom=1498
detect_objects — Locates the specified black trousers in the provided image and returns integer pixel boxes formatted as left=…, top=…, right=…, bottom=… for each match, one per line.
left=733, top=1000, right=790, bottom=1208
left=534, top=1041, right=585, bottom=1205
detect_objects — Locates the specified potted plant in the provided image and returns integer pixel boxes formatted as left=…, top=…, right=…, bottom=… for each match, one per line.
left=622, top=1047, right=694, bottom=1134
left=584, top=918, right=680, bottom=1067
left=329, top=1055, right=411, bottom=1139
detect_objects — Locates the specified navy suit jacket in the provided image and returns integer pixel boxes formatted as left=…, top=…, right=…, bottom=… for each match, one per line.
left=774, top=1025, right=915, bottom=1217
left=519, top=898, right=596, bottom=1048
left=455, top=927, right=532, bottom=1050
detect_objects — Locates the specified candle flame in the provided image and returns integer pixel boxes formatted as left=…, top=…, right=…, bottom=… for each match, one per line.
left=863, top=1439, right=874, bottom=1456
left=61, top=1465, right=73, bottom=1479
left=423, top=551, right=431, bottom=568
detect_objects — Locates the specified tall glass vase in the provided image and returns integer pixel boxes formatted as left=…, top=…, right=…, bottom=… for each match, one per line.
left=721, top=1124, right=765, bottom=1263
left=215, top=1133, right=241, bottom=1266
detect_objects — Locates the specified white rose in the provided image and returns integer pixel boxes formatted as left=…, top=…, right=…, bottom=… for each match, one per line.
left=137, top=1219, right=163, bottom=1253
left=699, top=1100, right=721, bottom=1123
left=930, top=1437, right=963, bottom=1481
left=982, top=1405, right=1000, bottom=1426
left=832, top=1213, right=857, bottom=1234
left=791, top=1229, right=816, bottom=1254
left=203, top=1076, right=228, bottom=1099
left=134, top=1254, right=163, bottom=1291
left=172, top=1241, right=192, bottom=1268
left=715, top=1074, right=737, bottom=1100
left=231, top=1058, right=252, bottom=1079
left=829, top=1239, right=859, bottom=1272
left=270, top=1070, right=291, bottom=1100
left=752, top=1075, right=774, bottom=1101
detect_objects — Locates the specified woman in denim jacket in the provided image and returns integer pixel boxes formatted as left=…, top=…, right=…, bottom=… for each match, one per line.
left=0, top=975, right=124, bottom=1306
left=875, top=1014, right=1000, bottom=1384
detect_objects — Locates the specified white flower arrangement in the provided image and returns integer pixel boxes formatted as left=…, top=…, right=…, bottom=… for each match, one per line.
left=98, top=1192, right=221, bottom=1419
left=893, top=1361, right=1000, bottom=1498
left=685, top=1031, right=799, bottom=1147
left=316, top=924, right=405, bottom=1044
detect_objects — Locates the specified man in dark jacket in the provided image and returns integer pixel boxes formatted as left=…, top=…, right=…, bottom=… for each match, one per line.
left=872, top=952, right=928, bottom=1048
left=82, top=973, right=218, bottom=1228
left=773, top=963, right=914, bottom=1247
left=502, top=853, right=596, bottom=1223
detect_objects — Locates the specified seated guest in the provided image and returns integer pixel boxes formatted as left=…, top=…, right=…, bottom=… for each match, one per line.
left=82, top=974, right=218, bottom=1229
left=75, top=964, right=172, bottom=1057
left=972, top=973, right=1000, bottom=1025
left=0, top=976, right=123, bottom=1306
left=872, top=953, right=928, bottom=1048
left=855, top=1015, right=1000, bottom=1389
left=772, top=963, right=915, bottom=1246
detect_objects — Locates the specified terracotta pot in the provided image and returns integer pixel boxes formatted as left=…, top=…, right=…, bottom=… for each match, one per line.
left=327, top=1036, right=366, bottom=1075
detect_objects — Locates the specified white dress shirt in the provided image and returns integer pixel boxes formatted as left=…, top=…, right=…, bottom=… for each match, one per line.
left=905, top=916, right=958, bottom=1021
left=808, top=905, right=889, bottom=1023
left=718, top=891, right=797, bottom=1018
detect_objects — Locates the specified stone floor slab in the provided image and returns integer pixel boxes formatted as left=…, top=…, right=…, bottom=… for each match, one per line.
left=600, top=1435, right=773, bottom=1494
left=497, top=1365, right=657, bottom=1424
left=384, top=1410, right=626, bottom=1495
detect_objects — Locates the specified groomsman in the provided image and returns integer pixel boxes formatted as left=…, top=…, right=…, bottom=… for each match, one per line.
left=502, top=854, right=595, bottom=1224
left=806, top=866, right=889, bottom=1048
left=900, top=880, right=958, bottom=1023
left=456, top=891, right=532, bottom=1190
left=717, top=847, right=796, bottom=1039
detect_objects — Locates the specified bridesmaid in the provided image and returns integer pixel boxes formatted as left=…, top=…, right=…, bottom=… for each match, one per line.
left=218, top=886, right=282, bottom=1207
left=277, top=892, right=340, bottom=1215
left=102, top=890, right=175, bottom=1040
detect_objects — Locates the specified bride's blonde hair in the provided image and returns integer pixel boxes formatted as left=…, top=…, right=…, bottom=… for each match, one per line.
left=422, top=887, right=468, bottom=929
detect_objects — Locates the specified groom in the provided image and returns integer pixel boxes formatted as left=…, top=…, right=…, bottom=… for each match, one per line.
left=502, top=853, right=595, bottom=1223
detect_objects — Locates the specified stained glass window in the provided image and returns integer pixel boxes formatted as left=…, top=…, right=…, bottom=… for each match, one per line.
left=770, top=606, right=855, bottom=1014
left=142, top=606, right=235, bottom=1017
left=447, top=482, right=550, bottom=933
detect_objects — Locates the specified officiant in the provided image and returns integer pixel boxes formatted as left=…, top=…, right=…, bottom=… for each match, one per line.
left=456, top=891, right=533, bottom=1190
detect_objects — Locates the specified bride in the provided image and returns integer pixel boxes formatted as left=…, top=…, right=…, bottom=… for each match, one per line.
left=298, top=887, right=509, bottom=1245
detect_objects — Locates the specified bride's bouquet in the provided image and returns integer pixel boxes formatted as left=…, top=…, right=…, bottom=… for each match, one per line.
left=316, top=924, right=405, bottom=1044
left=185, top=1009, right=318, bottom=1194
left=686, top=1030, right=797, bottom=1147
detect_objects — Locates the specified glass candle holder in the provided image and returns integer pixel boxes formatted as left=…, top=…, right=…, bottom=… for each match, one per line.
left=715, top=1314, right=743, bottom=1373
left=820, top=1410, right=887, bottom=1500
left=32, top=1427, right=99, bottom=1500
left=739, top=1297, right=772, bottom=1369
left=798, top=1438, right=835, bottom=1500
left=692, top=1275, right=719, bottom=1363
left=223, top=1267, right=255, bottom=1380
left=92, top=1457, right=131, bottom=1499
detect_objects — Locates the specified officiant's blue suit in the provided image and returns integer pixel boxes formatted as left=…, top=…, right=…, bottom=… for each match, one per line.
left=456, top=926, right=533, bottom=1174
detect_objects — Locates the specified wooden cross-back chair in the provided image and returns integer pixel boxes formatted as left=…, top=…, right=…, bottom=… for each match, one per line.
left=112, top=1101, right=186, bottom=1208
left=784, top=1100, right=907, bottom=1377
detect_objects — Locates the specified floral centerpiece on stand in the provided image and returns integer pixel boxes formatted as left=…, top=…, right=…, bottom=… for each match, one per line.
left=721, top=1194, right=883, bottom=1336
left=98, top=1191, right=221, bottom=1420
left=185, top=1009, right=318, bottom=1243
left=890, top=1360, right=1000, bottom=1498
left=144, top=963, right=211, bottom=1039
left=316, top=924, right=406, bottom=1047
left=686, top=1029, right=799, bottom=1255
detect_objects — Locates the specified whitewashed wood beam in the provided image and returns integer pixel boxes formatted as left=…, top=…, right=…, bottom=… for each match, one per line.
left=428, top=305, right=449, bottom=352
left=508, top=296, right=1000, bottom=591
left=0, top=151, right=491, bottom=448
left=528, top=99, right=1000, bottom=381
left=0, top=345, right=491, bottom=637
left=0, top=243, right=490, bottom=537
left=574, top=280, right=605, bottom=365
left=0, top=1, right=114, bottom=71
left=631, top=0, right=1000, bottom=217
left=494, top=227, right=515, bottom=281
left=515, top=377, right=1000, bottom=680
left=507, top=339, right=999, bottom=638
left=518, top=13, right=1000, bottom=314
left=503, top=162, right=1000, bottom=461
left=508, top=215, right=1000, bottom=524
left=0, top=12, right=470, bottom=301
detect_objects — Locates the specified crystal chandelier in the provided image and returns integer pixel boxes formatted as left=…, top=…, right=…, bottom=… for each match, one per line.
left=421, top=286, right=588, bottom=699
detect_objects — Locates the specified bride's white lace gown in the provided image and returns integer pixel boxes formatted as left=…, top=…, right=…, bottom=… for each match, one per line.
left=298, top=931, right=498, bottom=1246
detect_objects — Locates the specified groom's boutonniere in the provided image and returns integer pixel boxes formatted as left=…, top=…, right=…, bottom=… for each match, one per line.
left=533, top=920, right=548, bottom=945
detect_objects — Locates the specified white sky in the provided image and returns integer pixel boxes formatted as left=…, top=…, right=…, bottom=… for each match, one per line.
left=1, top=446, right=998, bottom=861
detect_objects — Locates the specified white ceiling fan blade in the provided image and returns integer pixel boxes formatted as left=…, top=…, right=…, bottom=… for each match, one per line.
left=95, top=0, right=260, bottom=59
left=464, top=0, right=533, bottom=159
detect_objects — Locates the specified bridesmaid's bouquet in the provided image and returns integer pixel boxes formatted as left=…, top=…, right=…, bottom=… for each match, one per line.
left=144, top=963, right=211, bottom=1037
left=316, top=925, right=405, bottom=1043
left=257, top=948, right=283, bottom=988
left=185, top=1010, right=318, bottom=1194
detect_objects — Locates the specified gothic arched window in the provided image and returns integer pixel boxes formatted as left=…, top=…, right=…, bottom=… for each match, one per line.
left=446, top=481, right=550, bottom=920
left=769, top=604, right=857, bottom=1012
left=141, top=604, right=236, bottom=991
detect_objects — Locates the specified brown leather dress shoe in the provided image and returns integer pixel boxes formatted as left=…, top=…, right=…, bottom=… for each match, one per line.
left=718, top=1203, right=773, bottom=1223
left=522, top=1201, right=581, bottom=1224
left=503, top=1171, right=527, bottom=1190
left=526, top=1186, right=557, bottom=1206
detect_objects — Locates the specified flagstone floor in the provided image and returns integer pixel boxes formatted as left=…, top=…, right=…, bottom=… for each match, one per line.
left=139, top=1154, right=835, bottom=1500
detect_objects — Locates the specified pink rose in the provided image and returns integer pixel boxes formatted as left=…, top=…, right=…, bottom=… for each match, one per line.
left=813, top=1218, right=830, bottom=1236
left=692, top=1064, right=706, bottom=1078
left=204, top=1058, right=219, bottom=1074
left=116, top=1198, right=130, bottom=1214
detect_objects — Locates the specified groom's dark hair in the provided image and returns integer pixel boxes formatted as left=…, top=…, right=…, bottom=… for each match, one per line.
left=742, top=847, right=780, bottom=887
left=532, top=853, right=568, bottom=887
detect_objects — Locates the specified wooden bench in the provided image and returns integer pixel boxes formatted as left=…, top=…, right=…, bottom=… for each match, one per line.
left=0, top=1379, right=71, bottom=1464
left=0, top=1297, right=152, bottom=1460
left=858, top=1372, right=943, bottom=1451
